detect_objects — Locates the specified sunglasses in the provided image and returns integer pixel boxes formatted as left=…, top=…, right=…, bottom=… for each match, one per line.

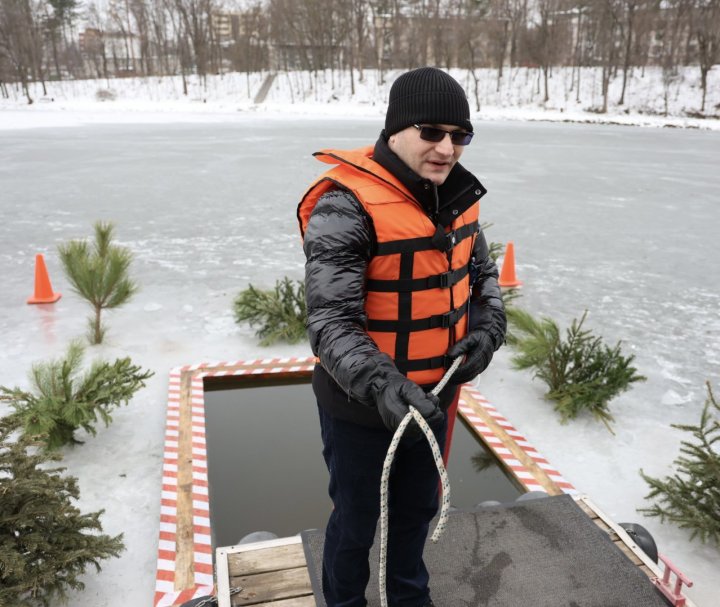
left=412, top=124, right=474, bottom=146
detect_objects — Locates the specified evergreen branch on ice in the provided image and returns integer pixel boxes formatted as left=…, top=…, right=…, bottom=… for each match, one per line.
left=233, top=277, right=308, bottom=346
left=0, top=342, right=154, bottom=450
left=639, top=382, right=720, bottom=546
left=0, top=417, right=124, bottom=606
left=507, top=307, right=645, bottom=431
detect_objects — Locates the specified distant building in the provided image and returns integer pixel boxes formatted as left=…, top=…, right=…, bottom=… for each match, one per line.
left=211, top=13, right=234, bottom=42
left=79, top=28, right=142, bottom=76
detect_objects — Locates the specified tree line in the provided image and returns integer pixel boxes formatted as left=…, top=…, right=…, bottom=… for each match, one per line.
left=1, top=0, right=718, bottom=112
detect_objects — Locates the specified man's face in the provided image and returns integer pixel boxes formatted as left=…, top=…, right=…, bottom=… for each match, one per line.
left=388, top=124, right=466, bottom=186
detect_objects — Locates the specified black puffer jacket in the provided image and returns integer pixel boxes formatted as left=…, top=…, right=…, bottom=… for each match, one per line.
left=303, top=135, right=506, bottom=427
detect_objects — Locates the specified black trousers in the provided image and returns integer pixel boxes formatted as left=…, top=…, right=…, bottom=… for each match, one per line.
left=317, top=405, right=448, bottom=607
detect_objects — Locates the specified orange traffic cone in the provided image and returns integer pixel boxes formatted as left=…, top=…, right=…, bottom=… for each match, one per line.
left=27, top=253, right=62, bottom=304
left=498, top=241, right=522, bottom=288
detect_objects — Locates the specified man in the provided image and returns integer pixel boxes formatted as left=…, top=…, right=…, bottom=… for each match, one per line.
left=298, top=67, right=506, bottom=607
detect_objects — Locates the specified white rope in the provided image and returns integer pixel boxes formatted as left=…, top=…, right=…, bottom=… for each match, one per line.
left=378, top=357, right=462, bottom=607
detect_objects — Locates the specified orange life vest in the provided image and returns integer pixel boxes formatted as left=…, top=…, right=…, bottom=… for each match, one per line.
left=298, top=146, right=480, bottom=385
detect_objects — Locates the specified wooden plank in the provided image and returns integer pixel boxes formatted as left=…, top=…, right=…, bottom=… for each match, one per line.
left=175, top=370, right=196, bottom=590
left=576, top=499, right=598, bottom=519
left=613, top=539, right=645, bottom=567
left=247, top=597, right=316, bottom=607
left=592, top=517, right=613, bottom=534
left=578, top=499, right=614, bottom=534
left=229, top=543, right=307, bottom=576
left=459, top=392, right=564, bottom=495
left=216, top=543, right=233, bottom=607
left=230, top=567, right=313, bottom=605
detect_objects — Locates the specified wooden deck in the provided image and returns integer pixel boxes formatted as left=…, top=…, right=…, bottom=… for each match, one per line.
left=155, top=360, right=695, bottom=607
left=215, top=495, right=683, bottom=607
left=216, top=537, right=313, bottom=607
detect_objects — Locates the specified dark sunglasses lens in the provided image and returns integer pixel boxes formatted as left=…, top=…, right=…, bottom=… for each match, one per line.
left=419, top=126, right=473, bottom=146
left=451, top=131, right=473, bottom=146
left=419, top=126, right=446, bottom=142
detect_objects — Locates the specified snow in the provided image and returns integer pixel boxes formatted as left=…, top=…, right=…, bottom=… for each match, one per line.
left=1, top=67, right=719, bottom=607
left=1, top=66, right=719, bottom=131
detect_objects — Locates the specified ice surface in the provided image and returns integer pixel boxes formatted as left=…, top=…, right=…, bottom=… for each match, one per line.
left=0, top=115, right=718, bottom=606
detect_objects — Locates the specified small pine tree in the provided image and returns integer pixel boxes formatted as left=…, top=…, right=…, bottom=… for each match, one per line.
left=507, top=307, right=645, bottom=431
left=233, top=277, right=307, bottom=346
left=58, top=221, right=138, bottom=344
left=1, top=342, right=154, bottom=450
left=0, top=416, right=124, bottom=606
left=639, top=382, right=720, bottom=546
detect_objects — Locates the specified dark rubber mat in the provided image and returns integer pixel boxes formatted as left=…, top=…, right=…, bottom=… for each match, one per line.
left=301, top=494, right=668, bottom=607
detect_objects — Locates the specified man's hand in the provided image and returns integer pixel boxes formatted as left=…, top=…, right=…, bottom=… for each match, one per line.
left=447, top=331, right=495, bottom=385
left=375, top=375, right=443, bottom=440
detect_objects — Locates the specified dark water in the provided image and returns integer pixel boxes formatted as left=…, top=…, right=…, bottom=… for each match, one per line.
left=203, top=380, right=521, bottom=549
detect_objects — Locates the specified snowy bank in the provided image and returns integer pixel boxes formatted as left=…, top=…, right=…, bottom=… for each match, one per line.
left=1, top=66, right=719, bottom=131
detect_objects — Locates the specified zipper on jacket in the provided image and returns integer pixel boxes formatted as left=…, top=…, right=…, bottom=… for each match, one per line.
left=435, top=184, right=458, bottom=352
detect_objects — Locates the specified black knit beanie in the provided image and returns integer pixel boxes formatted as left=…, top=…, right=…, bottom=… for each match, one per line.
left=385, top=67, right=472, bottom=137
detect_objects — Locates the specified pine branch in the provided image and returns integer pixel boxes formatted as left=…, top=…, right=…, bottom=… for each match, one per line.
left=0, top=421, right=124, bottom=606
left=0, top=343, right=153, bottom=450
left=233, top=277, right=308, bottom=346
left=507, top=307, right=645, bottom=431
left=639, top=382, right=720, bottom=545
left=57, top=221, right=138, bottom=344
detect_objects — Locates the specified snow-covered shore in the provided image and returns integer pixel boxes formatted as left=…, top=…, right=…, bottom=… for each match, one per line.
left=1, top=66, right=719, bottom=131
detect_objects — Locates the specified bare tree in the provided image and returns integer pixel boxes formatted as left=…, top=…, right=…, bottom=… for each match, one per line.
left=535, top=0, right=563, bottom=103
left=84, top=2, right=110, bottom=78
left=617, top=0, right=641, bottom=104
left=657, top=0, right=693, bottom=115
left=0, top=0, right=43, bottom=102
left=173, top=0, right=215, bottom=79
left=487, top=0, right=512, bottom=89
left=128, top=0, right=152, bottom=75
left=149, top=0, right=174, bottom=76
left=507, top=0, right=528, bottom=67
left=690, top=0, right=720, bottom=113
left=588, top=0, right=622, bottom=113
left=453, top=0, right=490, bottom=108
left=343, top=0, right=369, bottom=90
left=367, top=0, right=397, bottom=80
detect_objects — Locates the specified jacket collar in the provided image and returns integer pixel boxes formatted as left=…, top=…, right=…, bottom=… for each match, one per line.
left=373, top=133, right=486, bottom=227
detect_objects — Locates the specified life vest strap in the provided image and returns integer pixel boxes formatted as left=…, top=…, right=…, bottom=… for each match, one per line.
left=366, top=265, right=469, bottom=293
left=367, top=301, right=468, bottom=332
left=375, top=221, right=479, bottom=256
left=395, top=354, right=454, bottom=374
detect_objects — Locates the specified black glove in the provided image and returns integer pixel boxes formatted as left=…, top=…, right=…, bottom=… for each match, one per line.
left=375, top=374, right=443, bottom=441
left=447, top=331, right=495, bottom=385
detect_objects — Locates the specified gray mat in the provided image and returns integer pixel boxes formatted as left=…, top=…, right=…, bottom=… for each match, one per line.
left=301, top=494, right=668, bottom=607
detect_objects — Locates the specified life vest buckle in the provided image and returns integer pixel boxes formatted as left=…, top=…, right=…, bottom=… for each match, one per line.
left=440, top=311, right=453, bottom=328
left=445, top=230, right=457, bottom=251
left=439, top=271, right=451, bottom=288
left=432, top=225, right=458, bottom=253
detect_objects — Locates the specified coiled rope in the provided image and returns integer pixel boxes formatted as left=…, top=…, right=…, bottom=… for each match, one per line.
left=378, top=356, right=462, bottom=607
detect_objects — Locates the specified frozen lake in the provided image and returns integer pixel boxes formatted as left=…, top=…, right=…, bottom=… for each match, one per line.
left=3, top=119, right=718, bottom=411
left=1, top=118, right=719, bottom=606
